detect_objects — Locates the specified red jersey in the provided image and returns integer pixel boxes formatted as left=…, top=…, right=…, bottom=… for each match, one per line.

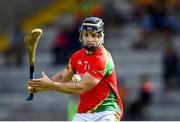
left=67, top=45, right=123, bottom=119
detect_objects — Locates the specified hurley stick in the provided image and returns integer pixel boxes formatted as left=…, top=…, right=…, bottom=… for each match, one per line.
left=24, top=28, right=43, bottom=101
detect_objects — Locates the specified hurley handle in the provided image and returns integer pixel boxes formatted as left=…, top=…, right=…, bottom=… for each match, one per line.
left=27, top=65, right=34, bottom=101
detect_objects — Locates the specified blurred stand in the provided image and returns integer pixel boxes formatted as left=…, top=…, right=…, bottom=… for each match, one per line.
left=128, top=74, right=154, bottom=120
left=51, top=21, right=81, bottom=66
left=3, top=20, right=25, bottom=67
left=117, top=76, right=129, bottom=120
left=67, top=21, right=81, bottom=56
left=102, top=0, right=131, bottom=28
left=132, top=0, right=179, bottom=50
left=117, top=76, right=128, bottom=102
left=176, top=57, right=180, bottom=89
left=1, top=0, right=180, bottom=121
left=51, top=26, right=71, bottom=65
left=162, top=44, right=179, bottom=90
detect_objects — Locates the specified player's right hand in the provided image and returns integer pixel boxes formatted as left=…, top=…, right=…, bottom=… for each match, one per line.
left=28, top=71, right=53, bottom=93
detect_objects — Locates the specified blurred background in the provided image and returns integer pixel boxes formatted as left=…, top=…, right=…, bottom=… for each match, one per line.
left=0, top=0, right=180, bottom=120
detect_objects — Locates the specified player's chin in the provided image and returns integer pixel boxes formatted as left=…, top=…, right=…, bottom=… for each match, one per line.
left=84, top=45, right=96, bottom=51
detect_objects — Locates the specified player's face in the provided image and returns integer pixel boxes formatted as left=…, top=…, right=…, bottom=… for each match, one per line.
left=82, top=31, right=101, bottom=51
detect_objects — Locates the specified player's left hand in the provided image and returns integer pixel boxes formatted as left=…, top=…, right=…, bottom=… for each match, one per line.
left=28, top=71, right=53, bottom=92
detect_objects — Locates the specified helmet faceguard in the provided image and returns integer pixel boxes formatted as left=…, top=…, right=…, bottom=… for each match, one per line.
left=79, top=17, right=104, bottom=51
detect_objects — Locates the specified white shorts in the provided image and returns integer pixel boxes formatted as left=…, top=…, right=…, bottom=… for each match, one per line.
left=72, top=110, right=119, bottom=121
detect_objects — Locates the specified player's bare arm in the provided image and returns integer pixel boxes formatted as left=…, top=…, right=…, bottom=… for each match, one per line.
left=28, top=68, right=72, bottom=93
left=28, top=71, right=100, bottom=94
left=52, top=72, right=100, bottom=94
